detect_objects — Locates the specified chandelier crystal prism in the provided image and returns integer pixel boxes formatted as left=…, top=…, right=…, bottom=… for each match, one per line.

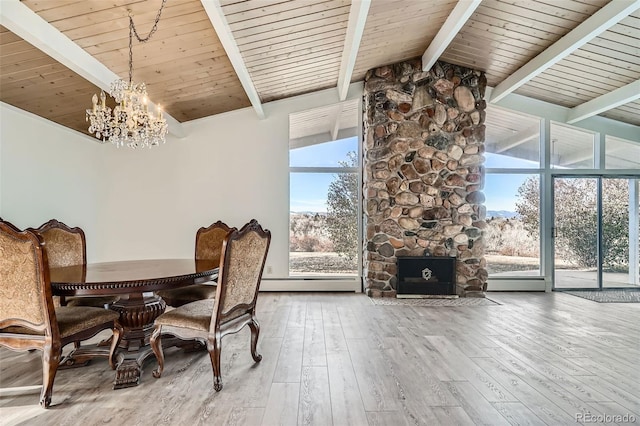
left=86, top=1, right=168, bottom=149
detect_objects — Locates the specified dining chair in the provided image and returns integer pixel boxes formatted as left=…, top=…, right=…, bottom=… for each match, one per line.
left=30, top=219, right=116, bottom=308
left=157, top=220, right=234, bottom=307
left=150, top=219, right=271, bottom=391
left=0, top=220, right=123, bottom=408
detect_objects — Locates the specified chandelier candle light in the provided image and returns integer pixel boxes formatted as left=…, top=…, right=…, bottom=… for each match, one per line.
left=86, top=1, right=168, bottom=149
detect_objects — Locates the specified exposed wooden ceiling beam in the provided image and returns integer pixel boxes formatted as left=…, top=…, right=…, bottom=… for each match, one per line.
left=200, top=0, right=265, bottom=119
left=422, top=0, right=481, bottom=72
left=337, top=0, right=371, bottom=101
left=490, top=0, right=640, bottom=104
left=0, top=0, right=185, bottom=138
left=567, top=79, right=640, bottom=124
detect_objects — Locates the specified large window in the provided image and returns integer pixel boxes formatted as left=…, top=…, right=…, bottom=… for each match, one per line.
left=289, top=101, right=360, bottom=277
left=485, top=106, right=541, bottom=168
left=484, top=106, right=542, bottom=277
left=606, top=136, right=640, bottom=169
left=478, top=101, right=640, bottom=289
left=484, top=174, right=541, bottom=276
left=554, top=177, right=640, bottom=289
left=550, top=122, right=596, bottom=169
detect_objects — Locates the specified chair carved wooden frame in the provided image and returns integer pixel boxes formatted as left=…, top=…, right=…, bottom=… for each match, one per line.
left=29, top=219, right=85, bottom=307
left=150, top=219, right=271, bottom=391
left=157, top=220, right=235, bottom=307
left=30, top=219, right=116, bottom=310
left=0, top=221, right=123, bottom=408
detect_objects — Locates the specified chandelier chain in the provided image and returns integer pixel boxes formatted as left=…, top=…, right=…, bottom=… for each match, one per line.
left=85, top=0, right=169, bottom=149
left=128, top=23, right=133, bottom=84
left=129, top=0, right=167, bottom=43
left=127, top=0, right=167, bottom=84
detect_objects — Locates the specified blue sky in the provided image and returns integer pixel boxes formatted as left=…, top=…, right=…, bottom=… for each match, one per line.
left=290, top=138, right=537, bottom=213
left=290, top=137, right=357, bottom=212
left=484, top=153, right=538, bottom=211
left=483, top=173, right=531, bottom=212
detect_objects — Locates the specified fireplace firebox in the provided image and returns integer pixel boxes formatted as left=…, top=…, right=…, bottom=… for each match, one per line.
left=397, top=256, right=456, bottom=296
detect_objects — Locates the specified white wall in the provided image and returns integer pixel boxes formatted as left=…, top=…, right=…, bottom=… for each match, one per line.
left=1, top=84, right=363, bottom=286
left=0, top=103, right=105, bottom=261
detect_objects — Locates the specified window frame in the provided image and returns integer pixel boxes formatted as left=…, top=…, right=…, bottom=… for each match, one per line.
left=287, top=99, right=363, bottom=283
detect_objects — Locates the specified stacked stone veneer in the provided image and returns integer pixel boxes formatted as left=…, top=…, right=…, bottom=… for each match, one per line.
left=363, top=59, right=488, bottom=298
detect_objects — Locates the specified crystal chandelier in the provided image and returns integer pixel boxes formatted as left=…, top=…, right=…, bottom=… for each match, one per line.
left=86, top=1, right=168, bottom=149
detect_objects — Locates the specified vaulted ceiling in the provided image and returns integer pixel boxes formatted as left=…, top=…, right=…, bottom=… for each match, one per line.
left=1, top=0, right=639, bottom=141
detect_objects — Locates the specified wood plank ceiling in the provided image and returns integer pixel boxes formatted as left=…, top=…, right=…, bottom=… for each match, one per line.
left=0, top=0, right=639, bottom=139
left=222, top=0, right=352, bottom=102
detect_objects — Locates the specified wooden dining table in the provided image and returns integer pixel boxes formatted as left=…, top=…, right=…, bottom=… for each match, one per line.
left=49, top=258, right=218, bottom=389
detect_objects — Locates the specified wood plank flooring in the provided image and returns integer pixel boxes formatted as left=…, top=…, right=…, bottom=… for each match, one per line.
left=1, top=292, right=639, bottom=425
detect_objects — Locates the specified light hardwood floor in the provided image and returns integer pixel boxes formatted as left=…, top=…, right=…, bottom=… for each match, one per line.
left=1, top=292, right=639, bottom=425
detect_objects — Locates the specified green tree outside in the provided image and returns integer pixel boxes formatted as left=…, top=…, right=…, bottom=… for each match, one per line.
left=516, top=177, right=630, bottom=270
left=326, top=151, right=359, bottom=262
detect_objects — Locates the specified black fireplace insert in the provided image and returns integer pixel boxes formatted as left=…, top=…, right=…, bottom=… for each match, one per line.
left=397, top=256, right=456, bottom=296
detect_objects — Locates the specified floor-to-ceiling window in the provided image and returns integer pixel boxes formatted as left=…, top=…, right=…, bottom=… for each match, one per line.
left=553, top=176, right=599, bottom=289
left=288, top=100, right=361, bottom=279
left=484, top=106, right=639, bottom=290
left=602, top=177, right=639, bottom=288
left=604, top=137, right=640, bottom=288
left=484, top=105, right=542, bottom=278
left=553, top=176, right=639, bottom=289
left=550, top=124, right=639, bottom=290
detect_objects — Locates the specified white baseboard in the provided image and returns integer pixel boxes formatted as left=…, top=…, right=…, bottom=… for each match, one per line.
left=260, top=278, right=361, bottom=292
left=487, top=278, right=548, bottom=291
left=258, top=277, right=548, bottom=292
left=397, top=294, right=459, bottom=299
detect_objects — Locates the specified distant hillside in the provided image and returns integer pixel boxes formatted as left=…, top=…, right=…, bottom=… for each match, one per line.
left=290, top=211, right=327, bottom=216
left=487, top=210, right=518, bottom=219
left=291, top=210, right=519, bottom=219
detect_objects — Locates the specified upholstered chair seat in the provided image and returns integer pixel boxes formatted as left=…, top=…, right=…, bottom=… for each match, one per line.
left=155, top=299, right=214, bottom=331
left=151, top=219, right=271, bottom=392
left=0, top=220, right=122, bottom=408
left=55, top=307, right=120, bottom=337
left=156, top=285, right=216, bottom=309
left=3, top=307, right=119, bottom=338
left=63, top=297, right=117, bottom=308
left=157, top=220, right=233, bottom=307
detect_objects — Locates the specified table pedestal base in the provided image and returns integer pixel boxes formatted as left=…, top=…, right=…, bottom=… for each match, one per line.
left=54, top=291, right=211, bottom=388
left=107, top=294, right=164, bottom=388
left=112, top=349, right=152, bottom=389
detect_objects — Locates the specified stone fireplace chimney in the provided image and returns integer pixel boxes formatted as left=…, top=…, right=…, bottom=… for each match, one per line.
left=363, top=59, right=488, bottom=298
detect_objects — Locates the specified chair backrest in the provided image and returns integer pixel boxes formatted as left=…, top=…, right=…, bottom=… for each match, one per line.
left=195, top=220, right=234, bottom=263
left=212, top=219, right=271, bottom=326
left=0, top=220, right=56, bottom=335
left=30, top=219, right=86, bottom=268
